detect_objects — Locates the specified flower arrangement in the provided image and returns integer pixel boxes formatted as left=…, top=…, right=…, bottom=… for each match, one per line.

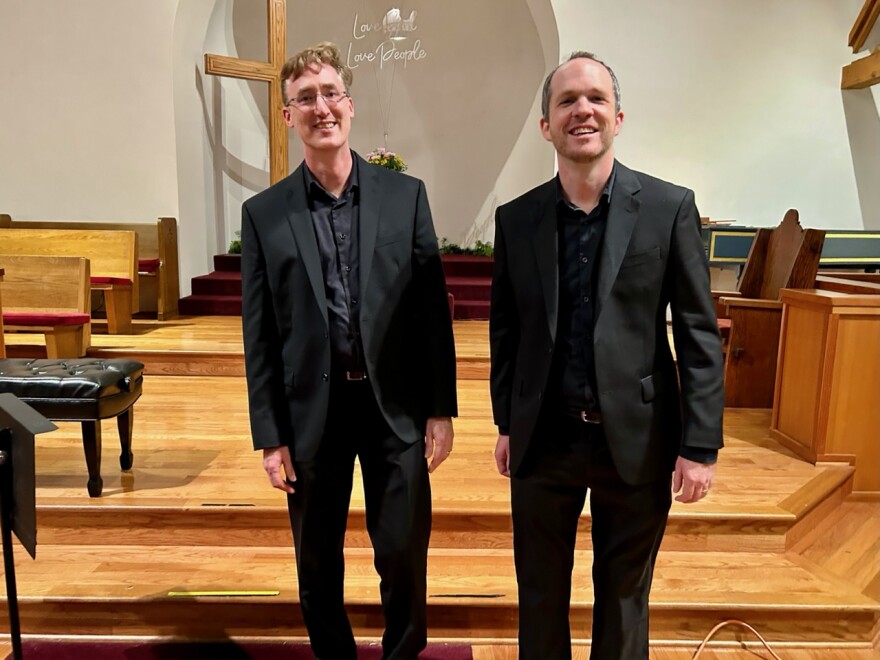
left=366, top=147, right=407, bottom=172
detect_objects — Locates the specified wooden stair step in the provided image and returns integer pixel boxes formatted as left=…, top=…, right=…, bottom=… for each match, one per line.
left=1, top=546, right=876, bottom=644
left=33, top=463, right=855, bottom=553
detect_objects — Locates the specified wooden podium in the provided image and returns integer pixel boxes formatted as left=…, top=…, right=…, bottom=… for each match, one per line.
left=770, top=288, right=880, bottom=494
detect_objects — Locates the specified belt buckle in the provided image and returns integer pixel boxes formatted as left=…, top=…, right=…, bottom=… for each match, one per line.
left=346, top=370, right=367, bottom=381
left=579, top=410, right=600, bottom=424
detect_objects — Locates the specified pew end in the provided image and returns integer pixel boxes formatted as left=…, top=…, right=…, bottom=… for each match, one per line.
left=0, top=255, right=92, bottom=358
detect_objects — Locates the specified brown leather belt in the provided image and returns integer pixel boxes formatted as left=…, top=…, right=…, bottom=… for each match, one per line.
left=563, top=409, right=602, bottom=424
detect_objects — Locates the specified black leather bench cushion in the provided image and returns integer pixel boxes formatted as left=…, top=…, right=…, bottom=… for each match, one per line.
left=0, top=358, right=144, bottom=420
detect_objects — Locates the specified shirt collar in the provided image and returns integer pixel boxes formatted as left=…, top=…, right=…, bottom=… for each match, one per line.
left=304, top=152, right=359, bottom=201
left=555, top=162, right=617, bottom=213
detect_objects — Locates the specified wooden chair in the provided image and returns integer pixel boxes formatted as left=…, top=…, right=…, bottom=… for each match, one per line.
left=715, top=209, right=825, bottom=408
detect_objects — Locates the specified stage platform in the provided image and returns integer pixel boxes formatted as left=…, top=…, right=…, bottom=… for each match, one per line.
left=4, top=316, right=491, bottom=379
left=1, top=316, right=878, bottom=652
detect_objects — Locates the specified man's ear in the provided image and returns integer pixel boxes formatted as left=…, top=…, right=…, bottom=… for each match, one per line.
left=539, top=116, right=552, bottom=143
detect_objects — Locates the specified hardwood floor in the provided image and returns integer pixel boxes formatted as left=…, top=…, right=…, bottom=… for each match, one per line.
left=1, top=317, right=878, bottom=653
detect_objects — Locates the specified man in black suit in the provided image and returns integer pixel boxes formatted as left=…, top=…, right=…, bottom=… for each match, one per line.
left=490, top=52, right=724, bottom=659
left=240, top=42, right=457, bottom=660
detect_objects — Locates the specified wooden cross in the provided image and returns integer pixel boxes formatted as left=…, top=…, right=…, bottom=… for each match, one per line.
left=204, top=0, right=288, bottom=184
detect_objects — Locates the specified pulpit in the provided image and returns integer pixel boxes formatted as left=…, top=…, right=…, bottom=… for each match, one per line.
left=770, top=287, right=880, bottom=494
left=716, top=210, right=825, bottom=407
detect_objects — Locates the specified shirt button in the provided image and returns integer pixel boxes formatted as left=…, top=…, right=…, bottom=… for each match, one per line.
left=351, top=298, right=358, bottom=305
left=339, top=233, right=346, bottom=240
left=322, top=373, right=329, bottom=381
left=323, top=331, right=329, bottom=339
left=344, top=265, right=352, bottom=272
left=581, top=256, right=588, bottom=264
left=583, top=296, right=590, bottom=303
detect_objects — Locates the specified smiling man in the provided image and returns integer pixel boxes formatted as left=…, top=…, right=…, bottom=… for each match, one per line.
left=240, top=42, right=457, bottom=659
left=490, top=52, right=724, bottom=659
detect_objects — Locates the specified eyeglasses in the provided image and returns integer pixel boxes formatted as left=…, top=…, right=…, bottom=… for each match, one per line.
left=286, top=90, right=350, bottom=110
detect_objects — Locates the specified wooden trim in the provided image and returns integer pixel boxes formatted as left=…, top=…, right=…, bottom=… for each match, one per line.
left=721, top=297, right=783, bottom=310
left=842, top=48, right=880, bottom=89
left=849, top=0, right=880, bottom=52
left=156, top=217, right=180, bottom=320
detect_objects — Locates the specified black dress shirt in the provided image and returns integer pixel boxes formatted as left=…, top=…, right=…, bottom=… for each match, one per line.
left=305, top=159, right=365, bottom=373
left=551, top=170, right=613, bottom=415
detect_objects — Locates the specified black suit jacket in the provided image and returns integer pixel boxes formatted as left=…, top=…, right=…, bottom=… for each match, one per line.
left=490, top=162, right=723, bottom=485
left=241, top=153, right=457, bottom=458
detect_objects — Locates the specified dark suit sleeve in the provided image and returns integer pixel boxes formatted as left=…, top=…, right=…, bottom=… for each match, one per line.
left=240, top=201, right=291, bottom=450
left=412, top=180, right=458, bottom=417
left=668, top=190, right=724, bottom=451
left=489, top=207, right=518, bottom=434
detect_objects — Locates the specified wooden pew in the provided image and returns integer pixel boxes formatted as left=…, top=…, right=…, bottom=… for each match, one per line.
left=715, top=210, right=825, bottom=408
left=0, top=214, right=179, bottom=320
left=0, top=255, right=91, bottom=358
left=0, top=228, right=137, bottom=334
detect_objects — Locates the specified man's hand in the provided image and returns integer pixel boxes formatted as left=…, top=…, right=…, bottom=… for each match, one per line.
left=672, top=456, right=716, bottom=504
left=495, top=434, right=511, bottom=478
left=425, top=417, right=454, bottom=473
left=263, top=446, right=296, bottom=494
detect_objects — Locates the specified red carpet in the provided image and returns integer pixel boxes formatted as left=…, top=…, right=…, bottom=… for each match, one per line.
left=8, top=640, right=473, bottom=659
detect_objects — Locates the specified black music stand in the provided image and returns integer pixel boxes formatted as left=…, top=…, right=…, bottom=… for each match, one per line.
left=0, top=393, right=57, bottom=660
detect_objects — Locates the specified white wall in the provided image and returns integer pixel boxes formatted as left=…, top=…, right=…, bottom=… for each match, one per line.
left=550, top=0, right=868, bottom=228
left=0, top=0, right=179, bottom=220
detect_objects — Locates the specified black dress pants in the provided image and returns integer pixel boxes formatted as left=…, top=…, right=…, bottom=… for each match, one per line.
left=286, top=378, right=431, bottom=660
left=511, top=413, right=671, bottom=660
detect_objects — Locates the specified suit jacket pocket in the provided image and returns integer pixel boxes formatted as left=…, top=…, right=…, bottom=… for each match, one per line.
left=621, top=246, right=661, bottom=269
left=283, top=366, right=295, bottom=392
left=375, top=229, right=409, bottom=248
left=640, top=373, right=655, bottom=402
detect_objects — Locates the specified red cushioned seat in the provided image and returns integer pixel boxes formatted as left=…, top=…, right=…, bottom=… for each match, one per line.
left=90, top=276, right=133, bottom=285
left=138, top=258, right=160, bottom=273
left=3, top=312, right=91, bottom=326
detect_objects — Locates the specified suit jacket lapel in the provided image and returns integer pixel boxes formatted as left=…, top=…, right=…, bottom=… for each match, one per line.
left=357, top=155, right=380, bottom=310
left=533, top=185, right=559, bottom=342
left=596, top=162, right=640, bottom=322
left=285, top=164, right=328, bottom=327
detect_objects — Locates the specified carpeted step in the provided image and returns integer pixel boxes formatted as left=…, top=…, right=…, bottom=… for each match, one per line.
left=454, top=300, right=490, bottom=320
left=213, top=254, right=242, bottom=272
left=10, top=639, right=473, bottom=659
left=178, top=294, right=242, bottom=316
left=446, top=276, right=491, bottom=303
left=441, top=255, right=493, bottom=279
left=191, top=271, right=242, bottom=296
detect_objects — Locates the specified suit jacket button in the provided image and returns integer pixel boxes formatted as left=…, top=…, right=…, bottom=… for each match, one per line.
left=322, top=373, right=329, bottom=381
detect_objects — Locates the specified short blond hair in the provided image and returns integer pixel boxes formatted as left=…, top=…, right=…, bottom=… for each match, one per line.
left=280, top=42, right=353, bottom=105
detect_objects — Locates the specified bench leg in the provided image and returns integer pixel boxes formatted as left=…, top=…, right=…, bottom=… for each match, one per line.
left=104, top=287, right=133, bottom=335
left=81, top=421, right=103, bottom=498
left=45, top=326, right=86, bottom=359
left=117, top=408, right=134, bottom=471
